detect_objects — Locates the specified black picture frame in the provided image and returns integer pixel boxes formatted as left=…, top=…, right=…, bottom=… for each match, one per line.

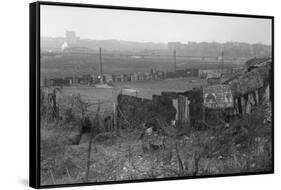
left=30, top=1, right=274, bottom=189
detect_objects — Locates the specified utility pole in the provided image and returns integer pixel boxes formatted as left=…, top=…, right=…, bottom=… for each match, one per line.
left=221, top=50, right=224, bottom=76
left=173, top=49, right=177, bottom=72
left=99, top=48, right=103, bottom=83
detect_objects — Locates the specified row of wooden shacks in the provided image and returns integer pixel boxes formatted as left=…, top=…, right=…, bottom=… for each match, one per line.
left=117, top=57, right=272, bottom=128
left=41, top=67, right=241, bottom=87
left=41, top=68, right=199, bottom=87
left=41, top=71, right=163, bottom=87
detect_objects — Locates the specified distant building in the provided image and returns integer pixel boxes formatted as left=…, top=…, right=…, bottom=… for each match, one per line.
left=72, top=76, right=79, bottom=84
left=79, top=74, right=91, bottom=85
left=130, top=74, right=135, bottom=81
left=156, top=71, right=165, bottom=80
left=168, top=42, right=187, bottom=50
left=199, top=69, right=222, bottom=79
left=65, top=30, right=79, bottom=44
left=46, top=78, right=68, bottom=87
left=185, top=68, right=199, bottom=77
left=90, top=74, right=99, bottom=84
left=144, top=72, right=151, bottom=80
left=103, top=74, right=113, bottom=84
left=112, top=74, right=122, bottom=82
left=138, top=72, right=144, bottom=81
left=133, top=72, right=138, bottom=81
left=166, top=71, right=178, bottom=78
left=65, top=77, right=73, bottom=85
left=123, top=74, right=131, bottom=82
left=175, top=70, right=187, bottom=77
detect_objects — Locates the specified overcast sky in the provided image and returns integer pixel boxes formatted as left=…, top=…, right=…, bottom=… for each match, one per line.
left=41, top=5, right=272, bottom=45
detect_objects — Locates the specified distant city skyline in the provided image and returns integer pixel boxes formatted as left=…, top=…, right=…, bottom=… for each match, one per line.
left=41, top=5, right=272, bottom=45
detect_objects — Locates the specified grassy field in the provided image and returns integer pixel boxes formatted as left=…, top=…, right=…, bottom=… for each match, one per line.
left=41, top=53, right=242, bottom=78
left=55, top=78, right=206, bottom=114
left=60, top=78, right=206, bottom=101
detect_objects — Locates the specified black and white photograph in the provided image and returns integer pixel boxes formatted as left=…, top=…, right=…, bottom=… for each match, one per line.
left=33, top=2, right=273, bottom=187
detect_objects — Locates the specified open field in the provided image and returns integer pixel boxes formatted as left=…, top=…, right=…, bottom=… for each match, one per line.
left=60, top=78, right=206, bottom=101
left=52, top=78, right=206, bottom=114
left=41, top=53, right=243, bottom=78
